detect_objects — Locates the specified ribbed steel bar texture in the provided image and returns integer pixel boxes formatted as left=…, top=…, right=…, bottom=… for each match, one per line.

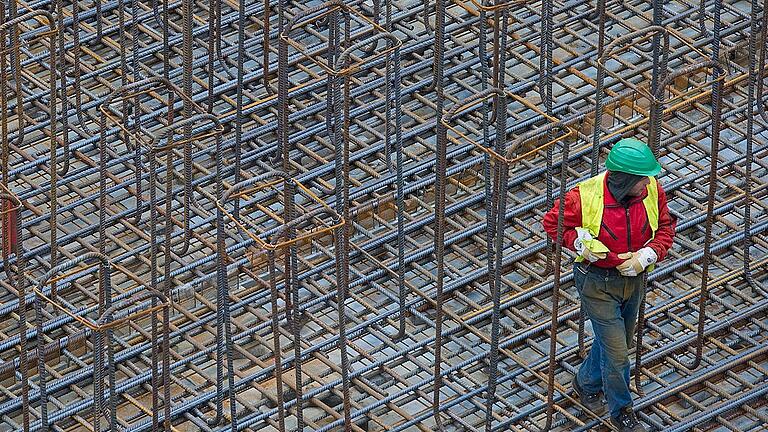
left=0, top=0, right=767, bottom=431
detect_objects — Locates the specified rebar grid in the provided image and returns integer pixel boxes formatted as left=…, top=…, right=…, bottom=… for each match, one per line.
left=0, top=0, right=767, bottom=431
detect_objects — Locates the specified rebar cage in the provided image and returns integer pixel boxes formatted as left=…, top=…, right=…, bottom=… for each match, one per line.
left=0, top=0, right=767, bottom=431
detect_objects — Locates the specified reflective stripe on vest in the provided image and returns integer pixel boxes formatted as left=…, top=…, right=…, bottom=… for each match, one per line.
left=575, top=172, right=659, bottom=266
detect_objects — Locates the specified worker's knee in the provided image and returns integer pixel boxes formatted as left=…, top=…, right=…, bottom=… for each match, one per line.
left=602, top=347, right=630, bottom=371
left=598, top=331, right=630, bottom=371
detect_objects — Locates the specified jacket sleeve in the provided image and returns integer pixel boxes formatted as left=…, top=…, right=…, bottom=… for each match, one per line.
left=646, top=182, right=676, bottom=261
left=542, top=186, right=582, bottom=251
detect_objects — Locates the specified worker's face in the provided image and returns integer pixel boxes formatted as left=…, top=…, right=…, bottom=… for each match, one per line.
left=628, top=177, right=651, bottom=196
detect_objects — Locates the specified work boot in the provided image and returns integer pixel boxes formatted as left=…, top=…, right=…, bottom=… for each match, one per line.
left=610, top=406, right=647, bottom=432
left=571, top=375, right=606, bottom=414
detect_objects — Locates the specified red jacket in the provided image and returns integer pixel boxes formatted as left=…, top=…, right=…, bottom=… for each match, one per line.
left=542, top=173, right=676, bottom=268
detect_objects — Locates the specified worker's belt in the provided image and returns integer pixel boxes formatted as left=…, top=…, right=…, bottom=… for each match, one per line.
left=575, top=262, right=624, bottom=278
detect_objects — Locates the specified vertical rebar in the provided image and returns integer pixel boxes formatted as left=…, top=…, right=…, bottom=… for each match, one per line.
left=1, top=193, right=29, bottom=431
left=543, top=131, right=571, bottom=431
left=743, top=0, right=759, bottom=292
left=542, top=0, right=554, bottom=275
left=581, top=0, right=608, bottom=360
left=684, top=0, right=723, bottom=371
left=431, top=0, right=448, bottom=428
left=485, top=7, right=509, bottom=432
left=634, top=0, right=666, bottom=397
left=391, top=11, right=407, bottom=340
left=268, top=250, right=288, bottom=432
left=331, top=7, right=353, bottom=430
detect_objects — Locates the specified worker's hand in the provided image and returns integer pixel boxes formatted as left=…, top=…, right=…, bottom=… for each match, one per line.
left=616, top=247, right=658, bottom=276
left=574, top=228, right=607, bottom=262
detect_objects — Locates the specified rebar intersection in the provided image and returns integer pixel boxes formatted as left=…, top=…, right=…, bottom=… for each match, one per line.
left=0, top=0, right=767, bottom=431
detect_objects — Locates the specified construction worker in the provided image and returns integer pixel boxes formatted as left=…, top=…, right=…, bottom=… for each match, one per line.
left=542, top=138, right=676, bottom=432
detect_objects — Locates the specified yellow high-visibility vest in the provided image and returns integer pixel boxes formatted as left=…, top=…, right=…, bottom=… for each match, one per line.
left=575, top=172, right=659, bottom=269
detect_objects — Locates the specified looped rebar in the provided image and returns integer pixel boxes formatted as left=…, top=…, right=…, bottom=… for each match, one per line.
left=32, top=252, right=113, bottom=432
left=93, top=289, right=170, bottom=432
left=0, top=190, right=30, bottom=430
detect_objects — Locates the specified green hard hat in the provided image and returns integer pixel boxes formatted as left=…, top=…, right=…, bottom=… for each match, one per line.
left=605, top=138, right=662, bottom=176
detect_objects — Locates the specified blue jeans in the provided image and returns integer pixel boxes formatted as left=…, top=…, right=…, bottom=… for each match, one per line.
left=574, top=263, right=644, bottom=418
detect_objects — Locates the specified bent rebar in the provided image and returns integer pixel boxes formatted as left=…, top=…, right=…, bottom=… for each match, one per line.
left=0, top=11, right=63, bottom=300
left=0, top=190, right=30, bottom=431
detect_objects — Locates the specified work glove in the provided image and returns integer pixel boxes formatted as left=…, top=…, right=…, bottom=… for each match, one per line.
left=616, top=247, right=658, bottom=276
left=574, top=227, right=608, bottom=262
